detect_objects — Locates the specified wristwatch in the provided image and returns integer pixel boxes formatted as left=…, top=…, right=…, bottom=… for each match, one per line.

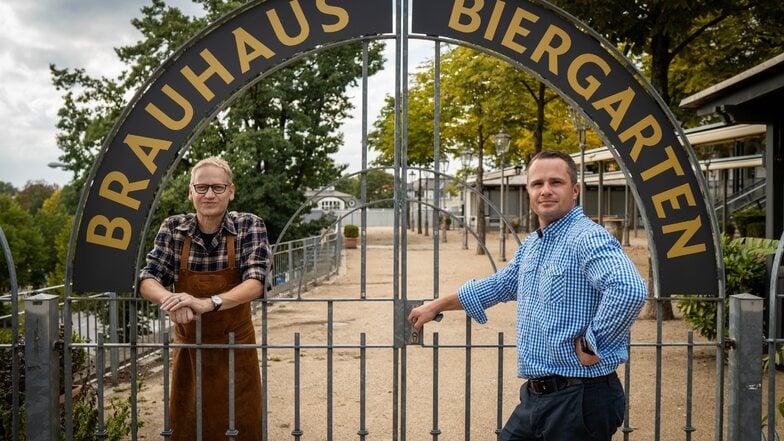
left=210, top=295, right=223, bottom=312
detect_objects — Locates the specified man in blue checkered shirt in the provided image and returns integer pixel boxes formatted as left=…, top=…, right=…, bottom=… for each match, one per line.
left=409, top=150, right=647, bottom=441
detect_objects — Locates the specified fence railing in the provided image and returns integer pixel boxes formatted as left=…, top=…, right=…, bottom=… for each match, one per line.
left=0, top=231, right=341, bottom=388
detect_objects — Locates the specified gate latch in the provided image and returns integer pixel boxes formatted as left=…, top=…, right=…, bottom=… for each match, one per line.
left=395, top=299, right=443, bottom=347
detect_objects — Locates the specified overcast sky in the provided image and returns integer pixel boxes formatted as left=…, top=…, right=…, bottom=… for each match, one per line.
left=0, top=0, right=431, bottom=189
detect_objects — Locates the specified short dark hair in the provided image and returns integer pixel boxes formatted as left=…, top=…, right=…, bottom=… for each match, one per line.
left=529, top=150, right=578, bottom=185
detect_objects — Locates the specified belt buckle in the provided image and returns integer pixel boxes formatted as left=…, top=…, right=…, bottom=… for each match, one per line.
left=530, top=377, right=556, bottom=394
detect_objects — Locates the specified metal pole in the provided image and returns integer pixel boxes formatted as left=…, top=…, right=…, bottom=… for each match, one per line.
left=727, top=293, right=762, bottom=441
left=500, top=163, right=506, bottom=262
left=24, top=294, right=60, bottom=441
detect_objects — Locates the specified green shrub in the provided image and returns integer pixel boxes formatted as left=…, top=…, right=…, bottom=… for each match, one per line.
left=732, top=206, right=766, bottom=237
left=343, top=224, right=359, bottom=238
left=678, top=235, right=777, bottom=341
left=0, top=328, right=137, bottom=440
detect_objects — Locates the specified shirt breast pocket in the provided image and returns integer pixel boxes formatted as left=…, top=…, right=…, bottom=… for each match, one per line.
left=541, top=265, right=566, bottom=304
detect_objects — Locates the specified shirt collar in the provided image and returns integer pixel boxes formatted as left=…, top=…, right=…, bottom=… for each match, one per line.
left=536, top=206, right=583, bottom=238
left=174, top=212, right=236, bottom=236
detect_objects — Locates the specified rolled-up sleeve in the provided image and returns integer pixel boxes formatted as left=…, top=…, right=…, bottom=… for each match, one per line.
left=239, top=215, right=272, bottom=292
left=457, top=251, right=521, bottom=324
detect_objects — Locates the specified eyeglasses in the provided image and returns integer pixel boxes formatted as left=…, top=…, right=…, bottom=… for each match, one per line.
left=192, top=184, right=230, bottom=195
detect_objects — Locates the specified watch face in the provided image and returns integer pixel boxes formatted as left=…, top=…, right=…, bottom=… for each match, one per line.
left=211, top=295, right=222, bottom=310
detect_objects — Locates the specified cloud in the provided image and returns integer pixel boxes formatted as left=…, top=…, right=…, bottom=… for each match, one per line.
left=0, top=1, right=432, bottom=189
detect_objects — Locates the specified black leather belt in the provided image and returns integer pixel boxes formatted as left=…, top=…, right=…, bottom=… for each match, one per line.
left=527, top=372, right=618, bottom=395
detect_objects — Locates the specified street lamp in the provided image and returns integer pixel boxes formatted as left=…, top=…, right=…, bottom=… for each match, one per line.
left=459, top=148, right=473, bottom=250
left=569, top=106, right=587, bottom=207
left=410, top=170, right=421, bottom=234
left=494, top=127, right=511, bottom=262
left=439, top=159, right=450, bottom=243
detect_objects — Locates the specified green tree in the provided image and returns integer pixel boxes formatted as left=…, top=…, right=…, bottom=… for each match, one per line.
left=14, top=181, right=59, bottom=216
left=34, top=191, right=73, bottom=288
left=0, top=196, right=47, bottom=290
left=0, top=182, right=15, bottom=197
left=51, top=0, right=384, bottom=245
left=336, top=169, right=396, bottom=208
left=553, top=0, right=784, bottom=125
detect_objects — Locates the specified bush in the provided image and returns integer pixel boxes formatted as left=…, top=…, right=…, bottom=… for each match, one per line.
left=732, top=206, right=766, bottom=237
left=678, top=235, right=777, bottom=341
left=343, top=224, right=359, bottom=238
left=0, top=328, right=136, bottom=440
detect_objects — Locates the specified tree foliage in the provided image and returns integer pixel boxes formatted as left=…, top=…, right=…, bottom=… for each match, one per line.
left=334, top=169, right=395, bottom=208
left=50, top=0, right=384, bottom=245
left=553, top=0, right=784, bottom=125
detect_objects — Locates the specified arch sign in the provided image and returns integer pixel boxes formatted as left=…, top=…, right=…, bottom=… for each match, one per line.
left=72, top=0, right=720, bottom=302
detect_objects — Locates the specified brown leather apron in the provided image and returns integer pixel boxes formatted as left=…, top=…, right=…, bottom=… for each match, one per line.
left=170, top=234, right=262, bottom=440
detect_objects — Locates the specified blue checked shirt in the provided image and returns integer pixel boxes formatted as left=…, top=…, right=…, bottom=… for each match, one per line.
left=458, top=206, right=646, bottom=379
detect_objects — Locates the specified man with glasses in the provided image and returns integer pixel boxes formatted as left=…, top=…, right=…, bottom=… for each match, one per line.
left=139, top=157, right=270, bottom=440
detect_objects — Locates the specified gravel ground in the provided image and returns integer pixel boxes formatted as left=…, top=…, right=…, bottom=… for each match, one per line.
left=129, top=226, right=783, bottom=440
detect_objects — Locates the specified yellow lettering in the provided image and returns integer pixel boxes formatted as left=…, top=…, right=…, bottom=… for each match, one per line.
left=592, top=87, right=634, bottom=131
left=233, top=28, right=276, bottom=74
left=180, top=49, right=235, bottom=101
left=619, top=114, right=662, bottom=161
left=530, top=25, right=570, bottom=75
left=640, top=146, right=684, bottom=181
left=317, top=0, right=349, bottom=33
left=448, top=0, right=483, bottom=33
left=123, top=134, right=172, bottom=174
left=567, top=53, right=611, bottom=100
left=483, top=0, right=505, bottom=40
left=267, top=0, right=310, bottom=46
left=86, top=215, right=132, bottom=250
left=662, top=216, right=707, bottom=258
left=144, top=85, right=194, bottom=131
left=651, top=183, right=696, bottom=218
left=501, top=7, right=539, bottom=54
left=98, top=171, right=149, bottom=210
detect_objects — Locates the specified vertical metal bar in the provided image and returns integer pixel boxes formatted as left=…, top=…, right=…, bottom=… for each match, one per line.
left=196, top=317, right=203, bottom=441
left=226, top=332, right=238, bottom=440
left=292, top=332, right=302, bottom=440
left=109, top=292, right=119, bottom=385
left=130, top=297, right=139, bottom=440
left=715, top=296, right=726, bottom=441
left=1, top=226, right=21, bottom=441
left=654, top=300, right=662, bottom=441
left=496, top=333, right=504, bottom=439
left=684, top=331, right=695, bottom=440
left=431, top=332, right=441, bottom=440
left=63, top=286, right=74, bottom=440
left=262, top=302, right=269, bottom=441
left=95, top=333, right=108, bottom=439
left=464, top=317, right=472, bottom=441
left=358, top=333, right=368, bottom=439
left=24, top=294, right=59, bottom=441
left=327, top=302, right=334, bottom=441
left=433, top=40, right=441, bottom=297
left=361, top=39, right=369, bottom=300
left=728, top=294, right=763, bottom=441
left=767, top=233, right=784, bottom=441
left=393, top=0, right=403, bottom=439
left=161, top=313, right=172, bottom=439
left=622, top=340, right=633, bottom=440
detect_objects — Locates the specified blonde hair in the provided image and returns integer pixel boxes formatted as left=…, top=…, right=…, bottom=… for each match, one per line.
left=190, top=157, right=233, bottom=184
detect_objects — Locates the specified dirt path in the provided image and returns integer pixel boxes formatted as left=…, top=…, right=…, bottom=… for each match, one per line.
left=128, top=227, right=783, bottom=440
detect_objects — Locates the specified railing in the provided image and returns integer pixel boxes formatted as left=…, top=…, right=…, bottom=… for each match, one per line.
left=0, top=232, right=341, bottom=387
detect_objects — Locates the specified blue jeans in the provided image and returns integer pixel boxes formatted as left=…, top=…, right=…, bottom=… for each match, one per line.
left=499, top=378, right=626, bottom=441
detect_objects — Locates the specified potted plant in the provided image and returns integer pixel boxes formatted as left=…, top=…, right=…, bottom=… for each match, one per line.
left=343, top=224, right=359, bottom=249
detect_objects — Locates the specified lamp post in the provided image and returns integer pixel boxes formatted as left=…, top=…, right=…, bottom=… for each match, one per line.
left=439, top=159, right=450, bottom=243
left=411, top=170, right=421, bottom=234
left=494, top=127, right=511, bottom=262
left=569, top=107, right=587, bottom=207
left=460, top=149, right=473, bottom=250
left=514, top=162, right=524, bottom=232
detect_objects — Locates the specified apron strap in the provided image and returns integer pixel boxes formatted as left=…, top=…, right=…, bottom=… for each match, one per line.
left=180, top=235, right=192, bottom=273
